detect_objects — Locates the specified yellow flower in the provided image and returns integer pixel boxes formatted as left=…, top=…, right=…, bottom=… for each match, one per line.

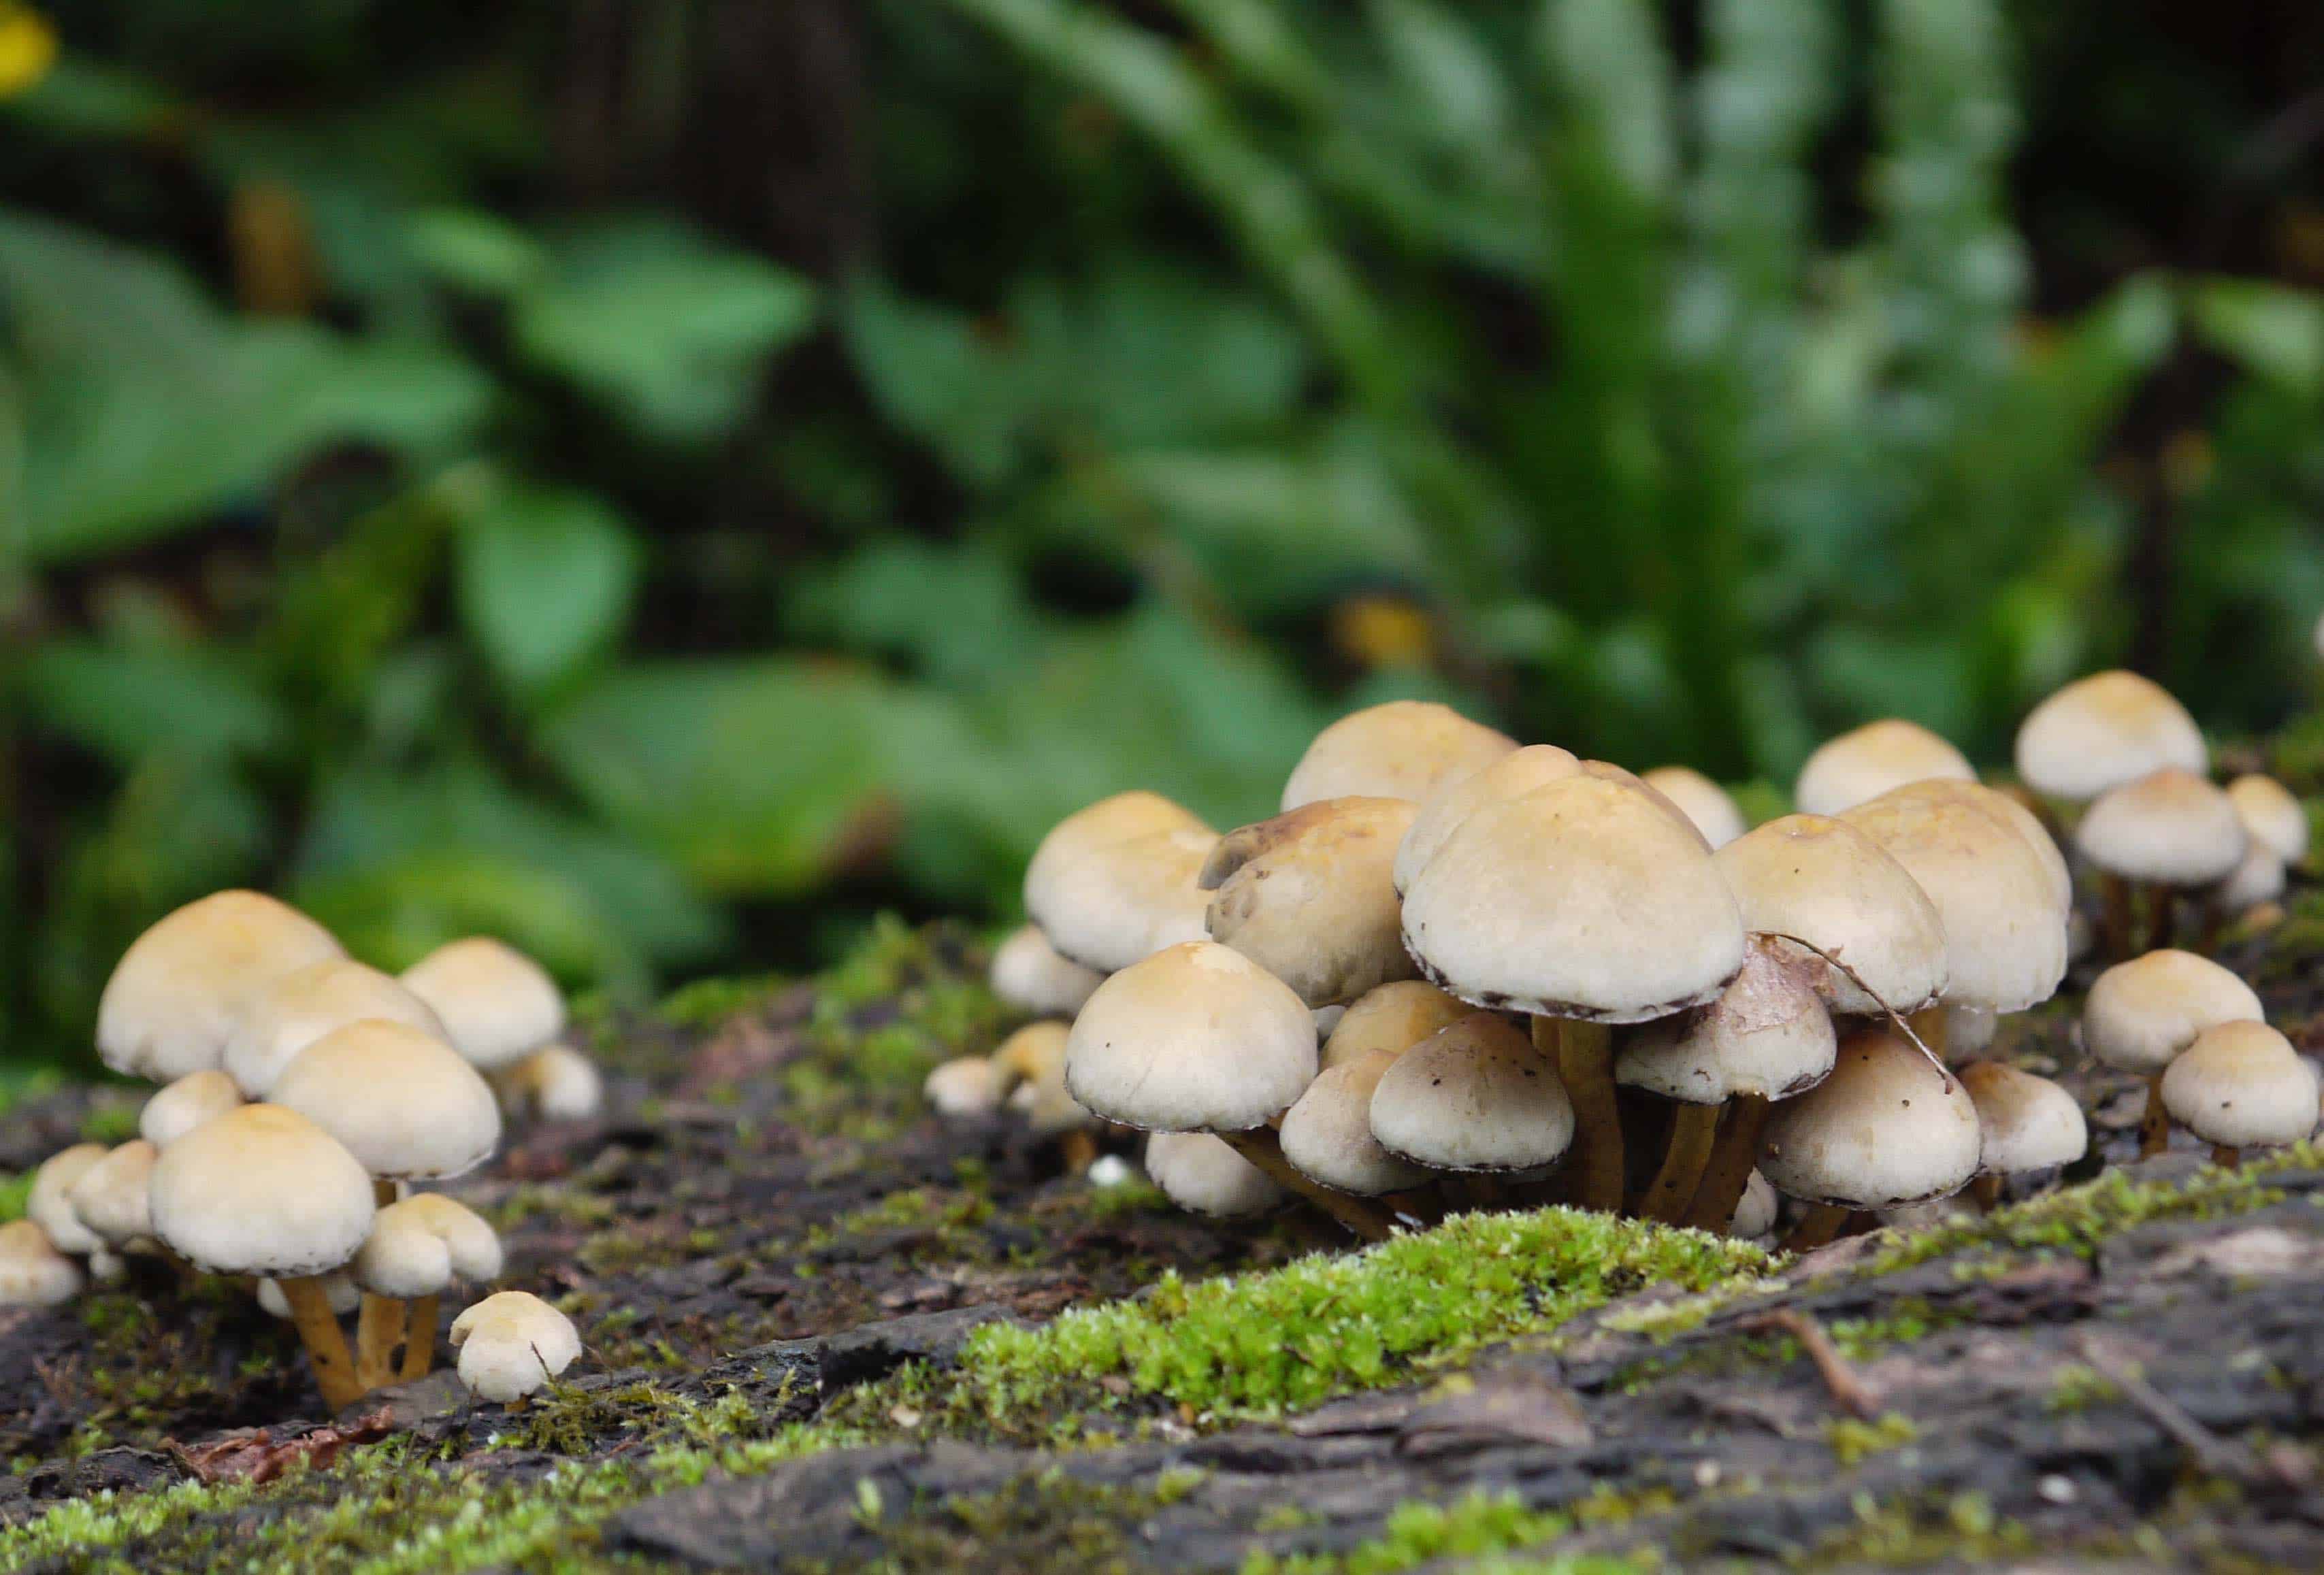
left=0, top=5, right=58, bottom=101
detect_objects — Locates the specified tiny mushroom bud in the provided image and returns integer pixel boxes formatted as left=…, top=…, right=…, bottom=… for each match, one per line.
left=1280, top=1048, right=1433, bottom=1196
left=450, top=1291, right=581, bottom=1404
left=229, top=958, right=448, bottom=1097
left=140, top=1070, right=243, bottom=1148
left=1279, top=700, right=1516, bottom=812
left=1958, top=1062, right=2086, bottom=1207
left=1761, top=1025, right=1982, bottom=1248
left=66, top=1140, right=157, bottom=1250
left=0, top=1221, right=84, bottom=1306
left=923, top=1056, right=1003, bottom=1118
left=356, top=1193, right=504, bottom=1384
left=28, top=1144, right=109, bottom=1258
left=2161, top=1021, right=2319, bottom=1166
left=1143, top=1132, right=1285, bottom=1218
left=1200, top=797, right=1420, bottom=1007
left=2014, top=670, right=2206, bottom=803
left=399, top=938, right=566, bottom=1073
left=988, top=925, right=1104, bottom=1018
left=97, top=891, right=344, bottom=1082
left=502, top=1044, right=605, bottom=1123
left=1369, top=1012, right=1575, bottom=1174
left=1393, top=744, right=1580, bottom=895
left=1639, top=766, right=1748, bottom=848
left=1320, top=982, right=1474, bottom=1072
left=1793, top=719, right=1974, bottom=817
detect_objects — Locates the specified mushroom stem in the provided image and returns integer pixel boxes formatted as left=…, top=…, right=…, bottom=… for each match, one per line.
left=278, top=1274, right=366, bottom=1411
left=353, top=1179, right=406, bottom=1389
left=1060, top=1130, right=1099, bottom=1174
left=1782, top=1202, right=1850, bottom=1255
left=1969, top=1174, right=2004, bottom=1212
left=1215, top=1128, right=1396, bottom=1242
left=401, top=1294, right=441, bottom=1382
left=2210, top=1144, right=2243, bottom=1170
left=1681, top=1094, right=1770, bottom=1234
left=1642, top=1103, right=1720, bottom=1225
left=1905, top=1006, right=1949, bottom=1065
left=1537, top=1018, right=1622, bottom=1213
left=2101, top=873, right=2137, bottom=959
left=2139, top=1072, right=2172, bottom=1159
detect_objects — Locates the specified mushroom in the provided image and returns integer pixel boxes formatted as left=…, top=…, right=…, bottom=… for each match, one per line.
left=1199, top=797, right=1420, bottom=1007
left=1279, top=701, right=1516, bottom=812
left=1760, top=1025, right=1982, bottom=1251
left=923, top=1057, right=1003, bottom=1118
left=257, top=1273, right=361, bottom=1320
left=228, top=958, right=448, bottom=1097
left=1729, top=1170, right=1778, bottom=1240
left=497, top=1044, right=606, bottom=1123
left=140, top=1070, right=243, bottom=1148
left=2160, top=1021, right=2319, bottom=1167
left=1369, top=1012, right=1575, bottom=1182
left=1143, top=1131, right=1286, bottom=1218
left=2210, top=845, right=2286, bottom=924
left=65, top=1140, right=157, bottom=1254
left=399, top=938, right=567, bottom=1074
left=2075, top=768, right=2246, bottom=955
left=1947, top=1006, right=1999, bottom=1058
left=1712, top=814, right=1949, bottom=1020
left=1319, top=982, right=1474, bottom=1072
left=2083, top=948, right=2265, bottom=1159
left=2014, top=669, right=2206, bottom=805
left=97, top=891, right=344, bottom=1082
left=1886, top=779, right=2074, bottom=920
left=1957, top=1062, right=2086, bottom=1209
left=1393, top=744, right=1582, bottom=895
left=1793, top=720, right=1974, bottom=817
left=987, top=1021, right=1102, bottom=1165
left=354, top=1194, right=504, bottom=1383
left=1401, top=772, right=1746, bottom=1212
left=449, top=1291, right=580, bottom=1404
left=1026, top=821, right=1219, bottom=976
left=150, top=1104, right=377, bottom=1408
left=1639, top=766, right=1748, bottom=848
left=27, top=1143, right=109, bottom=1259
left=2225, top=774, right=2308, bottom=867
left=0, top=1221, right=84, bottom=1306
left=1281, top=1049, right=1434, bottom=1198
left=988, top=925, right=1104, bottom=1018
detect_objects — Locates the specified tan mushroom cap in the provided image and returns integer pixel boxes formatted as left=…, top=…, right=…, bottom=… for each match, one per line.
left=270, top=1020, right=502, bottom=1182
left=924, top=1056, right=1002, bottom=1118
left=228, top=958, right=448, bottom=1097
left=1027, top=823, right=1217, bottom=975
left=1394, top=744, right=1582, bottom=895
left=149, top=1104, right=377, bottom=1277
left=66, top=1140, right=157, bottom=1247
left=2226, top=775, right=2308, bottom=865
left=0, top=1221, right=84, bottom=1307
left=140, top=1070, right=244, bottom=1148
left=2213, top=846, right=2287, bottom=914
left=987, top=925, right=1105, bottom=1018
left=451, top=1290, right=581, bottom=1403
left=97, top=891, right=345, bottom=1082
left=1713, top=814, right=1949, bottom=1017
left=1369, top=1012, right=1575, bottom=1173
left=1958, top=1063, right=2086, bottom=1174
left=2076, top=768, right=2246, bottom=886
left=1614, top=938, right=1836, bottom=1104
left=1839, top=786, right=2067, bottom=1013
left=1403, top=774, right=1746, bottom=1023
left=2161, top=1021, right=2319, bottom=1149
left=1730, top=1171, right=1779, bottom=1239
left=2014, top=670, right=2206, bottom=801
left=1065, top=942, right=1315, bottom=1133
left=1639, top=766, right=1748, bottom=848
left=1280, top=701, right=1516, bottom=812
left=1881, top=779, right=2074, bottom=916
left=1200, top=797, right=1420, bottom=1008
left=992, top=1021, right=1095, bottom=1136
left=1143, top=1132, right=1284, bottom=1218
left=399, top=939, right=568, bottom=1072
left=28, top=1144, right=109, bottom=1257
left=1024, top=791, right=1210, bottom=908
left=2082, top=949, right=2264, bottom=1075
left=1320, top=982, right=1475, bottom=1072
left=1793, top=720, right=1975, bottom=817
left=355, top=1193, right=503, bottom=1297
left=503, top=1044, right=606, bottom=1123
left=1281, top=1048, right=1433, bottom=1195
left=1760, top=1026, right=1982, bottom=1208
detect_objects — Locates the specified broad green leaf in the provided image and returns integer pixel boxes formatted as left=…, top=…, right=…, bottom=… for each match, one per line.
left=453, top=480, right=641, bottom=693
left=2186, top=278, right=2324, bottom=399
left=405, top=207, right=550, bottom=297
left=20, top=640, right=291, bottom=765
left=842, top=280, right=1033, bottom=486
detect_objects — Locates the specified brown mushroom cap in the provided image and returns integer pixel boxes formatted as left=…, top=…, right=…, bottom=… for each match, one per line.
left=1200, top=797, right=1420, bottom=1007
left=2014, top=670, right=2206, bottom=801
left=1369, top=1012, right=1575, bottom=1172
left=1614, top=938, right=1836, bottom=1104
left=1713, top=814, right=1949, bottom=1017
left=1319, top=982, right=1475, bottom=1072
left=1760, top=1026, right=1982, bottom=1209
left=2160, top=1021, right=2318, bottom=1149
left=1957, top=1062, right=2086, bottom=1174
left=1639, top=766, right=1748, bottom=848
left=2082, top=949, right=2265, bottom=1075
left=1794, top=720, right=1975, bottom=817
left=1281, top=701, right=1516, bottom=812
left=97, top=891, right=345, bottom=1082
left=2075, top=768, right=2246, bottom=887
left=1394, top=744, right=1582, bottom=895
left=1064, top=942, right=1316, bottom=1132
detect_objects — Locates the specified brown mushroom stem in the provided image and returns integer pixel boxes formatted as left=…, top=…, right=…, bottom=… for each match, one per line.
left=278, top=1275, right=365, bottom=1411
left=1682, top=1094, right=1770, bottom=1234
left=1969, top=1174, right=2004, bottom=1212
left=1782, top=1202, right=1850, bottom=1255
left=355, top=1292, right=404, bottom=1391
left=1216, top=1128, right=1396, bottom=1242
left=2101, top=873, right=2138, bottom=959
left=2139, top=1072, right=2172, bottom=1159
left=2210, top=1145, right=2242, bottom=1170
left=1643, top=1103, right=1721, bottom=1225
left=1904, top=1006, right=1949, bottom=1065
left=1060, top=1130, right=1099, bottom=1174
left=1537, top=1018, right=1622, bottom=1213
left=401, top=1294, right=441, bottom=1382
left=1454, top=1174, right=1506, bottom=1210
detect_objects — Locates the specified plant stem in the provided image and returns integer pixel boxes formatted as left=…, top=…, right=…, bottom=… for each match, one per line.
left=1642, top=1102, right=1720, bottom=1224
left=2101, top=872, right=2137, bottom=959
left=1682, top=1093, right=1769, bottom=1233
left=1217, top=1127, right=1396, bottom=1242
left=1538, top=1017, right=1622, bottom=1212
left=2211, top=1144, right=2242, bottom=1169
left=280, top=1276, right=365, bottom=1411
left=1782, top=1201, right=1849, bottom=1254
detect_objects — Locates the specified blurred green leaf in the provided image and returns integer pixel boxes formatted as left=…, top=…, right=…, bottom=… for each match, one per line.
left=404, top=207, right=549, bottom=297
left=20, top=640, right=291, bottom=765
left=453, top=478, right=641, bottom=695
left=2186, top=278, right=2324, bottom=399
left=842, top=280, right=1032, bottom=486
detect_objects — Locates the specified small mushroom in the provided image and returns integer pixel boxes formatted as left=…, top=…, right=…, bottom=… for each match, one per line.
left=1279, top=700, right=1515, bottom=812
left=2014, top=670, right=2206, bottom=805
left=987, top=925, right=1104, bottom=1018
left=449, top=1291, right=580, bottom=1404
left=1143, top=1132, right=1286, bottom=1218
left=140, top=1070, right=243, bottom=1148
left=2076, top=768, right=2246, bottom=955
left=399, top=938, right=566, bottom=1074
left=2211, top=845, right=2285, bottom=920
left=1712, top=813, right=1949, bottom=1018
left=2225, top=774, right=2308, bottom=867
left=1393, top=744, right=1580, bottom=895
left=1639, top=766, right=1748, bottom=848
left=2084, top=949, right=2264, bottom=1159
left=1729, top=1170, right=1779, bottom=1240
left=1200, top=797, right=1421, bottom=1007
left=257, top=1273, right=361, bottom=1319
left=97, top=892, right=344, bottom=1082
left=994, top=1021, right=1100, bottom=1167
left=923, top=1056, right=1003, bottom=1118
left=65, top=1140, right=157, bottom=1253
left=497, top=1044, right=605, bottom=1123
left=1957, top=1062, right=2086, bottom=1209
left=1280, top=1049, right=1433, bottom=1197
left=355, top=1194, right=504, bottom=1383
left=27, top=1143, right=109, bottom=1259
left=1793, top=720, right=1974, bottom=817
left=1319, top=982, right=1473, bottom=1073
left=0, top=1221, right=84, bottom=1306
left=1369, top=1012, right=1575, bottom=1180
left=2160, top=1021, right=2319, bottom=1168
left=228, top=958, right=448, bottom=1097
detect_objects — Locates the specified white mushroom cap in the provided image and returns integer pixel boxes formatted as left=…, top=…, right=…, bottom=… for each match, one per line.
left=451, top=1291, right=581, bottom=1403
left=1394, top=744, right=1582, bottom=895
left=923, top=1056, right=1002, bottom=1118
left=2226, top=775, right=2308, bottom=865
left=0, top=1221, right=84, bottom=1306
left=2076, top=768, right=2246, bottom=886
left=1027, top=825, right=1218, bottom=975
left=1882, top=779, right=2074, bottom=917
left=1639, top=767, right=1748, bottom=848
left=149, top=1104, right=377, bottom=1277
left=2213, top=846, right=2287, bottom=914
left=28, top=1144, right=109, bottom=1257
left=1320, top=982, right=1475, bottom=1072
left=2014, top=670, right=2206, bottom=801
left=519, top=1044, right=606, bottom=1123
left=1760, top=1026, right=1982, bottom=1209
left=1281, top=701, right=1516, bottom=812
left=1024, top=791, right=1210, bottom=908
left=1200, top=797, right=1420, bottom=1007
left=1065, top=942, right=1316, bottom=1133
left=1280, top=1049, right=1433, bottom=1195
left=140, top=1071, right=244, bottom=1148
left=257, top=1272, right=360, bottom=1319
left=1794, top=720, right=1975, bottom=817
left=1369, top=1012, right=1575, bottom=1173
left=987, top=925, right=1105, bottom=1018
left=228, top=958, right=449, bottom=1097
left=2161, top=1021, right=2319, bottom=1149
left=354, top=1193, right=503, bottom=1297
left=97, top=891, right=344, bottom=1082
left=271, top=1019, right=502, bottom=1182
left=1948, top=1005, right=1999, bottom=1058
left=399, top=939, right=567, bottom=1072
left=1615, top=938, right=1836, bottom=1104
left=2082, top=949, right=2265, bottom=1075
left=1713, top=814, right=1949, bottom=1017
left=87, top=1248, right=126, bottom=1284
left=1730, top=1171, right=1778, bottom=1240
left=1403, top=774, right=1746, bottom=1022
left=66, top=1140, right=156, bottom=1247
left=1142, top=1132, right=1284, bottom=1218
left=1957, top=1062, right=2086, bottom=1174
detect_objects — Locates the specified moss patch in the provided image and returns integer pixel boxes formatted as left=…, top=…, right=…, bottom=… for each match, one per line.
left=1240, top=1490, right=1648, bottom=1575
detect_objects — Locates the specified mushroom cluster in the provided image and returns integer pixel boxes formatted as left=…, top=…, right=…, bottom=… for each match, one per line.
left=5, top=893, right=587, bottom=1410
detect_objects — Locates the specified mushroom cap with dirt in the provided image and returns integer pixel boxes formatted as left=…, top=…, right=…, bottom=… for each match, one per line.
left=987, top=924, right=1105, bottom=1018
left=450, top=1291, right=581, bottom=1403
left=2160, top=1021, right=2320, bottom=1151
left=229, top=958, right=448, bottom=1097
left=2225, top=774, right=2308, bottom=867
left=66, top=1140, right=157, bottom=1249
left=1143, top=1132, right=1285, bottom=1218
left=2082, top=949, right=2265, bottom=1076
left=1369, top=1012, right=1575, bottom=1173
left=399, top=938, right=567, bottom=1074
left=149, top=1104, right=377, bottom=1278
left=354, top=1194, right=503, bottom=1299
left=270, top=1019, right=503, bottom=1183
left=140, top=1070, right=244, bottom=1148
left=1280, top=700, right=1516, bottom=812
left=1319, top=981, right=1474, bottom=1073
left=1200, top=796, right=1421, bottom=1007
left=1957, top=1062, right=2086, bottom=1177
left=1064, top=942, right=1315, bottom=1132
left=0, top=1221, right=84, bottom=1307
left=1280, top=1048, right=1433, bottom=1195
left=1793, top=719, right=1975, bottom=817
left=2014, top=669, right=2206, bottom=802
left=1712, top=813, right=1949, bottom=1018
left=2075, top=767, right=2246, bottom=889
left=28, top=1143, right=110, bottom=1258
left=1614, top=937, right=1836, bottom=1105
left=1639, top=765, right=1748, bottom=848
left=1392, top=744, right=1582, bottom=895
left=1027, top=822, right=1219, bottom=976
left=97, top=891, right=345, bottom=1082
left=1760, top=1025, right=1982, bottom=1210
left=923, top=1056, right=1003, bottom=1118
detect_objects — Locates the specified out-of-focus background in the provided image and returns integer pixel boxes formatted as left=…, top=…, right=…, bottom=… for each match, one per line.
left=2, top=0, right=2321, bottom=1067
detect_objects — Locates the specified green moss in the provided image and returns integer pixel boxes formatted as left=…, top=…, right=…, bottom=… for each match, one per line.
left=1801, top=1489, right=2032, bottom=1568
left=1826, top=1412, right=1920, bottom=1467
left=78, top=1102, right=142, bottom=1145
left=1240, top=1491, right=1645, bottom=1575
left=0, top=1168, right=34, bottom=1223
left=2045, top=1361, right=2124, bottom=1414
